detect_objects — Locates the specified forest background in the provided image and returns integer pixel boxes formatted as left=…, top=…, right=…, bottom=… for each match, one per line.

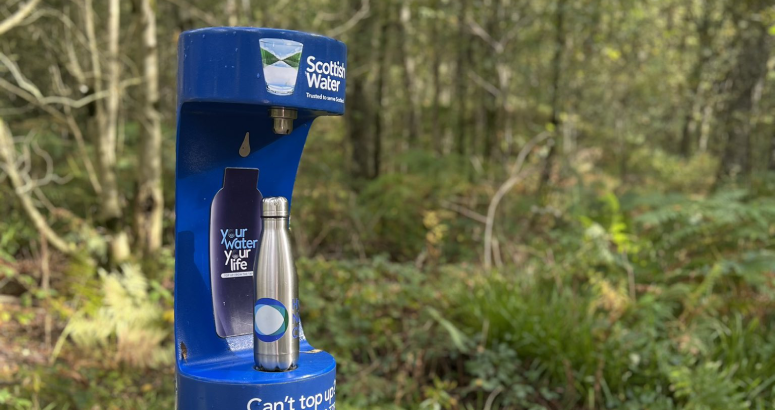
left=1, top=0, right=775, bottom=409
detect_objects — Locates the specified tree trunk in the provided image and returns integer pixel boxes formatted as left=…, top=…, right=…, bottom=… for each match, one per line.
left=717, top=7, right=770, bottom=181
left=679, top=2, right=714, bottom=157
left=769, top=132, right=775, bottom=171
left=226, top=0, right=238, bottom=26
left=95, top=0, right=129, bottom=262
left=397, top=2, right=419, bottom=148
left=345, top=0, right=373, bottom=183
left=347, top=74, right=371, bottom=182
left=454, top=0, right=469, bottom=157
left=241, top=0, right=252, bottom=25
left=134, top=0, right=164, bottom=255
left=372, top=4, right=390, bottom=179
left=430, top=0, right=442, bottom=155
left=482, top=0, right=501, bottom=160
left=537, top=0, right=565, bottom=200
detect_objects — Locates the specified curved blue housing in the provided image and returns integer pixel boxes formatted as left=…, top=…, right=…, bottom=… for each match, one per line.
left=175, top=27, right=345, bottom=409
left=179, top=27, right=346, bottom=116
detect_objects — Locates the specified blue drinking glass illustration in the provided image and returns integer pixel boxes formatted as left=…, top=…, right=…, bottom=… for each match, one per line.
left=260, top=38, right=303, bottom=96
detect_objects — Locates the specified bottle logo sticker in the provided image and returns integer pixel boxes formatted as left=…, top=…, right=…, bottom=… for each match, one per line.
left=254, top=298, right=288, bottom=342
left=220, top=228, right=258, bottom=278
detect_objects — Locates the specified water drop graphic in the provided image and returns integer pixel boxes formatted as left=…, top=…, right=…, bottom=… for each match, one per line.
left=239, top=132, right=250, bottom=157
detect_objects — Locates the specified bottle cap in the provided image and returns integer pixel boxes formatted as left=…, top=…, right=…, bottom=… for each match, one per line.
left=223, top=167, right=259, bottom=189
left=262, top=197, right=289, bottom=217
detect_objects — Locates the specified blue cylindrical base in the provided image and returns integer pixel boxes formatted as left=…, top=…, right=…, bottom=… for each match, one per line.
left=177, top=347, right=336, bottom=410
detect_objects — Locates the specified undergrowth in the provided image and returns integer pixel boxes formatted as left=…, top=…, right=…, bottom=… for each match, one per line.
left=2, top=165, right=774, bottom=408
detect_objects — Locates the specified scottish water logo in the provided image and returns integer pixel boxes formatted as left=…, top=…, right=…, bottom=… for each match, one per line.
left=305, top=56, right=345, bottom=92
left=260, top=38, right=303, bottom=96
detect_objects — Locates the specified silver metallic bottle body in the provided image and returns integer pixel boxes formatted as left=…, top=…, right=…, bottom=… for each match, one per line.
left=254, top=197, right=299, bottom=371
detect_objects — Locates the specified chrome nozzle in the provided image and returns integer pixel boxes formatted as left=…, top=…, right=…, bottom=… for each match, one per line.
left=270, top=107, right=298, bottom=135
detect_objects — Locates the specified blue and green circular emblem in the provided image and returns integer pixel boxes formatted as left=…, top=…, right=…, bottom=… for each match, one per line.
left=254, top=298, right=289, bottom=342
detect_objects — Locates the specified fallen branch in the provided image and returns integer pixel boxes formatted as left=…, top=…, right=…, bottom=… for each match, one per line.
left=483, top=132, right=550, bottom=269
left=441, top=200, right=487, bottom=224
left=0, top=51, right=142, bottom=108
left=0, top=119, right=74, bottom=255
left=327, top=0, right=370, bottom=38
left=0, top=0, right=42, bottom=36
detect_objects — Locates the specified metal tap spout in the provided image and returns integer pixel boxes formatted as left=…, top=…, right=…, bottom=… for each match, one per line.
left=270, top=107, right=298, bottom=135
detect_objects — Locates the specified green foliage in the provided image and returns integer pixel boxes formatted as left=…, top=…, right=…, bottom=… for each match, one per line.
left=0, top=363, right=175, bottom=409
left=66, top=264, right=173, bottom=368
left=627, top=149, right=718, bottom=193
left=296, top=185, right=775, bottom=408
left=0, top=187, right=38, bottom=275
left=668, top=361, right=749, bottom=410
left=298, top=257, right=466, bottom=407
left=465, top=343, right=544, bottom=409
left=294, top=146, right=480, bottom=262
left=630, top=189, right=775, bottom=297
left=8, top=201, right=775, bottom=408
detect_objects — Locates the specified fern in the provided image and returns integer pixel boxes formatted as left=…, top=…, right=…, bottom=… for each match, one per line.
left=632, top=189, right=775, bottom=272
left=67, top=264, right=171, bottom=368
left=668, top=361, right=749, bottom=410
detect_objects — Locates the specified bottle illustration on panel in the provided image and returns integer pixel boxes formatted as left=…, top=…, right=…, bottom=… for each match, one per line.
left=210, top=167, right=263, bottom=337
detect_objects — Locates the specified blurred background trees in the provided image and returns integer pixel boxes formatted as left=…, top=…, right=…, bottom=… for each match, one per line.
left=1, top=0, right=775, bottom=409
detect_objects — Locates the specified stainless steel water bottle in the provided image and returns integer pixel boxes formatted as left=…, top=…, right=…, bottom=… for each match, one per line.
left=254, top=197, right=299, bottom=371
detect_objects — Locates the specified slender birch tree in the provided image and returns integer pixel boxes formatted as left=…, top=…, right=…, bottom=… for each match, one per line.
left=134, top=0, right=164, bottom=255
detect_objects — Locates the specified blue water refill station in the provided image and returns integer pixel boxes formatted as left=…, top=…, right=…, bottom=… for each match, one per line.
left=174, top=28, right=345, bottom=409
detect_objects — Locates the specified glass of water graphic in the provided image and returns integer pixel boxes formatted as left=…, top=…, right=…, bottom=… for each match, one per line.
left=260, top=38, right=303, bottom=96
